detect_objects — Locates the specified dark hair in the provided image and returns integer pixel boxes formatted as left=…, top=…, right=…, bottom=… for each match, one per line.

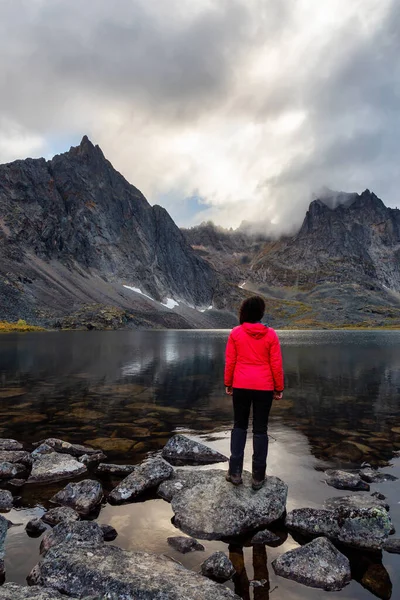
left=239, top=295, right=265, bottom=324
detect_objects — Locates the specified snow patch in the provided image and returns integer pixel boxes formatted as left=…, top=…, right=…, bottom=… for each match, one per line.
left=161, top=298, right=179, bottom=309
left=123, top=285, right=154, bottom=302
left=199, top=305, right=213, bottom=312
left=239, top=281, right=246, bottom=289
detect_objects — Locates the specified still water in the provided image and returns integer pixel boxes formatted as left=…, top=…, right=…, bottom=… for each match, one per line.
left=0, top=329, right=400, bottom=599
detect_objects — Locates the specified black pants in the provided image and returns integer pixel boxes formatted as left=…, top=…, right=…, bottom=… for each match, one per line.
left=229, top=388, right=273, bottom=479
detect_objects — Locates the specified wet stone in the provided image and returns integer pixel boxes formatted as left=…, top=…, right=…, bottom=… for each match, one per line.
left=78, top=451, right=106, bottom=466
left=28, top=453, right=87, bottom=484
left=8, top=478, right=25, bottom=488
left=272, top=537, right=351, bottom=591
left=167, top=536, right=205, bottom=553
left=162, top=434, right=228, bottom=466
left=285, top=508, right=340, bottom=538
left=171, top=470, right=287, bottom=540
left=383, top=538, right=400, bottom=554
left=201, top=551, right=236, bottom=582
left=0, top=450, right=31, bottom=466
left=97, top=463, right=136, bottom=475
left=359, top=468, right=398, bottom=483
left=41, top=506, right=80, bottom=526
left=0, top=491, right=13, bottom=512
left=50, top=479, right=103, bottom=515
left=31, top=543, right=240, bottom=599
left=31, top=444, right=55, bottom=458
left=0, top=515, right=9, bottom=580
left=100, top=524, right=118, bottom=541
left=26, top=518, right=47, bottom=537
left=250, top=529, right=281, bottom=545
left=0, top=462, right=25, bottom=480
left=325, top=469, right=370, bottom=491
left=109, top=457, right=173, bottom=504
left=35, top=438, right=99, bottom=457
left=40, top=520, right=105, bottom=555
left=0, top=439, right=22, bottom=451
left=324, top=493, right=389, bottom=512
left=0, top=583, right=81, bottom=599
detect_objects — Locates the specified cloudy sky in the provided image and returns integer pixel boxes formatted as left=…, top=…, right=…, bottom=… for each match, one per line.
left=1, top=0, right=399, bottom=231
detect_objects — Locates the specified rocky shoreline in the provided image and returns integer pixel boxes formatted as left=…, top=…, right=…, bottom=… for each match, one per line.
left=0, top=433, right=398, bottom=598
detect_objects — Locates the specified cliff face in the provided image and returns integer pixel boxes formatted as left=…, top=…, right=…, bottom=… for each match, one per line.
left=0, top=137, right=221, bottom=327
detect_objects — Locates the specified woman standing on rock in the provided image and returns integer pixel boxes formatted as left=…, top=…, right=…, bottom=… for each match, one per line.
left=224, top=295, right=284, bottom=490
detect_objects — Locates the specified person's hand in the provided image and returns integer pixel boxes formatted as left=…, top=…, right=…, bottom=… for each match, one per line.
left=226, top=386, right=233, bottom=396
left=273, top=391, right=283, bottom=401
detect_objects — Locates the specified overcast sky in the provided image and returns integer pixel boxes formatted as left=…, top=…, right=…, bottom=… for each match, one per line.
left=1, top=0, right=399, bottom=231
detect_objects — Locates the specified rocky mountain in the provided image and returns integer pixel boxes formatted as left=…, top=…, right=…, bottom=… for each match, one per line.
left=0, top=137, right=237, bottom=329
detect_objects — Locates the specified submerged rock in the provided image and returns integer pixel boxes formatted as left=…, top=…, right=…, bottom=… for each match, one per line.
left=26, top=518, right=47, bottom=537
left=383, top=538, right=400, bottom=554
left=162, top=434, right=228, bottom=465
left=201, top=551, right=235, bottom=582
left=272, top=537, right=351, bottom=591
left=97, top=463, right=136, bottom=475
left=50, top=479, right=103, bottom=515
left=0, top=491, right=13, bottom=512
left=41, top=506, right=80, bottom=526
left=0, top=583, right=81, bottom=599
left=325, top=469, right=370, bottom=491
left=286, top=506, right=393, bottom=550
left=167, top=536, right=205, bottom=553
left=250, top=529, right=281, bottom=545
left=0, top=439, right=23, bottom=451
left=40, top=521, right=104, bottom=555
left=34, top=438, right=99, bottom=457
left=324, top=493, right=389, bottom=512
left=0, top=462, right=25, bottom=480
left=171, top=470, right=287, bottom=540
left=109, top=457, right=173, bottom=504
left=28, top=453, right=87, bottom=484
left=31, top=543, right=240, bottom=599
left=359, top=468, right=398, bottom=483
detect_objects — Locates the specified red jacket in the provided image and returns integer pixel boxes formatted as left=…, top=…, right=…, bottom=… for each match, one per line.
left=224, top=323, right=284, bottom=391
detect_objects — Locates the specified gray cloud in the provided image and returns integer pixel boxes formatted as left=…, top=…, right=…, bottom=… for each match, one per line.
left=0, top=0, right=399, bottom=232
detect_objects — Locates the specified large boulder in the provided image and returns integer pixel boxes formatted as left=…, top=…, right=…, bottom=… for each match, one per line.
left=0, top=450, right=30, bottom=465
left=272, top=537, right=351, bottom=591
left=50, top=479, right=103, bottom=515
left=30, top=543, right=240, bottom=599
left=27, top=453, right=87, bottom=484
left=109, top=457, right=173, bottom=504
left=325, top=470, right=369, bottom=491
left=286, top=506, right=393, bottom=550
left=0, top=583, right=81, bottom=599
left=171, top=470, right=287, bottom=540
left=162, top=434, right=228, bottom=466
left=33, top=438, right=99, bottom=457
left=158, top=469, right=212, bottom=502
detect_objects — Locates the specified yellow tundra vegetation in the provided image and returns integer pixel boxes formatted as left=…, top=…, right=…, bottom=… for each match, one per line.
left=0, top=319, right=45, bottom=333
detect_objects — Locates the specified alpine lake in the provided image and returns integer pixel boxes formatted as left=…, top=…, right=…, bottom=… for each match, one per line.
left=1, top=329, right=400, bottom=600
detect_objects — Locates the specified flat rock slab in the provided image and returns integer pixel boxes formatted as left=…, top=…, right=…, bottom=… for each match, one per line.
left=0, top=450, right=31, bottom=466
left=171, top=470, right=287, bottom=540
left=286, top=506, right=393, bottom=550
left=40, top=521, right=105, bottom=555
left=325, top=470, right=370, bottom=491
left=0, top=583, right=81, bottom=599
left=0, top=491, right=13, bottom=512
left=324, top=493, right=389, bottom=512
left=97, top=463, right=136, bottom=475
left=359, top=468, right=398, bottom=483
left=32, top=543, right=240, bottom=599
left=272, top=537, right=351, bottom=591
left=162, top=434, right=228, bottom=465
left=109, top=457, right=173, bottom=503
left=201, top=551, right=235, bottom=582
left=50, top=479, right=103, bottom=515
left=167, top=536, right=205, bottom=553
left=250, top=529, right=281, bottom=545
left=28, top=453, right=87, bottom=484
left=34, top=438, right=99, bottom=457
left=41, top=506, right=80, bottom=526
left=0, top=462, right=25, bottom=480
left=0, top=439, right=23, bottom=451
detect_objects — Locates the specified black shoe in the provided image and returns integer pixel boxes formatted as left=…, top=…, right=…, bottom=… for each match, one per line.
left=252, top=477, right=264, bottom=490
left=226, top=472, right=243, bottom=486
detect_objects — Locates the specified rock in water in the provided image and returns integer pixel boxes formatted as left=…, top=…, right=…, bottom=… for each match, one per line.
left=250, top=529, right=281, bottom=545
left=383, top=538, right=400, bottom=554
left=0, top=450, right=31, bottom=466
left=50, top=479, right=103, bottom=515
left=359, top=468, right=398, bottom=483
left=34, top=438, right=99, bottom=457
left=167, top=536, right=205, bottom=553
left=40, top=521, right=105, bottom=555
left=78, top=452, right=106, bottom=466
left=0, top=515, right=9, bottom=581
left=26, top=518, right=47, bottom=537
left=162, top=434, right=228, bottom=465
left=31, top=444, right=55, bottom=458
left=27, top=453, right=87, bottom=483
left=325, top=469, right=370, bottom=491
left=0, top=583, right=81, bottom=599
left=324, top=493, right=389, bottom=512
left=97, top=463, right=136, bottom=475
left=0, top=462, right=25, bottom=480
left=100, top=524, right=118, bottom=541
left=285, top=508, right=341, bottom=538
left=0, top=440, right=22, bottom=451
left=31, top=543, right=240, bottom=599
left=41, top=506, right=80, bottom=526
left=201, top=551, right=235, bottom=582
left=272, top=537, right=351, bottom=591
left=0, top=491, right=13, bottom=512
left=171, top=470, right=287, bottom=540
left=109, top=457, right=173, bottom=503
left=158, top=469, right=212, bottom=502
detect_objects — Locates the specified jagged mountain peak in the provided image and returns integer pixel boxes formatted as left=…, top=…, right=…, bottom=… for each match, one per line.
left=65, top=135, right=105, bottom=161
